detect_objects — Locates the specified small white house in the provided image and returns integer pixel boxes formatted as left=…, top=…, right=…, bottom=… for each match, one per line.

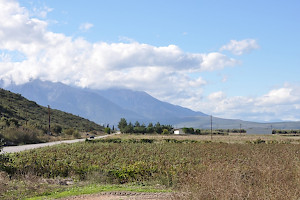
left=174, top=129, right=184, bottom=135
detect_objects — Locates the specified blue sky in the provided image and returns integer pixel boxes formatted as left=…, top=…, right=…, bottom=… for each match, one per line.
left=1, top=0, right=300, bottom=122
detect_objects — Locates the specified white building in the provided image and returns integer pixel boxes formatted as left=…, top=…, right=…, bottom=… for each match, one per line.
left=174, top=129, right=184, bottom=135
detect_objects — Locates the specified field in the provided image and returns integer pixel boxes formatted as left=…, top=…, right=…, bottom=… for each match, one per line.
left=0, top=134, right=300, bottom=199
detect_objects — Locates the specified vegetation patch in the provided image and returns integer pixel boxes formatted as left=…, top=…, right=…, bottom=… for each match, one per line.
left=1, top=135, right=299, bottom=199
left=25, top=184, right=170, bottom=200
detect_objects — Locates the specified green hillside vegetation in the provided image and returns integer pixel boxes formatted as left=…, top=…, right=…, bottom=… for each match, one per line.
left=0, top=88, right=103, bottom=145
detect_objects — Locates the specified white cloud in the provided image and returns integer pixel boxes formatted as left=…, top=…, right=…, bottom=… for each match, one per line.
left=220, top=39, right=259, bottom=55
left=31, top=6, right=53, bottom=18
left=79, top=22, right=93, bottom=31
left=0, top=0, right=241, bottom=112
left=207, top=91, right=226, bottom=101
left=201, top=52, right=240, bottom=70
left=182, top=85, right=300, bottom=122
left=256, top=87, right=300, bottom=106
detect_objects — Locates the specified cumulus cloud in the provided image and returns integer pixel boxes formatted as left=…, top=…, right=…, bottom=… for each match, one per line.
left=79, top=22, right=94, bottom=31
left=220, top=39, right=259, bottom=55
left=0, top=0, right=239, bottom=98
left=183, top=85, right=300, bottom=122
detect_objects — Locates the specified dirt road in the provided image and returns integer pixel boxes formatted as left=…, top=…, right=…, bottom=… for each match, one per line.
left=1, top=133, right=118, bottom=154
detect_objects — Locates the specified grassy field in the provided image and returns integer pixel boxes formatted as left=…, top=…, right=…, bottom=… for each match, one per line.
left=1, top=134, right=299, bottom=199
left=108, top=133, right=300, bottom=144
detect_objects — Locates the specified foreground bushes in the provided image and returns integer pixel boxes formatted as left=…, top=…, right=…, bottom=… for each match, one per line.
left=1, top=139, right=299, bottom=199
left=0, top=126, right=43, bottom=145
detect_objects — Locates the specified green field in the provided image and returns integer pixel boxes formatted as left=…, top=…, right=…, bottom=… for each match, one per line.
left=1, top=134, right=299, bottom=199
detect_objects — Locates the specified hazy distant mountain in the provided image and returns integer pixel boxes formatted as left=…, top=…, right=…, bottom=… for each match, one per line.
left=2, top=80, right=206, bottom=125
left=3, top=79, right=300, bottom=132
left=3, top=80, right=142, bottom=125
left=175, top=115, right=300, bottom=133
left=95, top=88, right=206, bottom=123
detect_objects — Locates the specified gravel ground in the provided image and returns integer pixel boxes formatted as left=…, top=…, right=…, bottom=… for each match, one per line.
left=60, top=192, right=173, bottom=200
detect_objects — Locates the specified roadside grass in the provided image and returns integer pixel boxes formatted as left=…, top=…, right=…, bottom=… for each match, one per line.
left=25, top=184, right=171, bottom=200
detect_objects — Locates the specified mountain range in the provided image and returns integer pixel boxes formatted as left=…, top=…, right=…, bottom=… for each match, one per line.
left=2, top=79, right=206, bottom=126
left=2, top=79, right=300, bottom=132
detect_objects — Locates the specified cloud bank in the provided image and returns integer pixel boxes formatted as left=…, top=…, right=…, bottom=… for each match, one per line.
left=192, top=84, right=300, bottom=122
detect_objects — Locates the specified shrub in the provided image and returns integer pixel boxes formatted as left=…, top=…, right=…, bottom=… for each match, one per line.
left=162, top=129, right=170, bottom=135
left=72, top=130, right=81, bottom=139
left=1, top=127, right=42, bottom=145
left=52, top=124, right=62, bottom=134
left=64, top=128, right=75, bottom=135
left=104, top=127, right=111, bottom=134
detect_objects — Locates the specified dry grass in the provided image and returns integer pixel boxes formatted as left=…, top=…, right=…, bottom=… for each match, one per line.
left=1, top=134, right=299, bottom=200
left=175, top=143, right=300, bottom=200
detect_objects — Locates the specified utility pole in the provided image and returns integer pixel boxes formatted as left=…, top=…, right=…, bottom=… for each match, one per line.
left=271, top=125, right=273, bottom=134
left=240, top=124, right=242, bottom=136
left=210, top=115, right=213, bottom=140
left=25, top=111, right=28, bottom=126
left=48, top=105, right=51, bottom=135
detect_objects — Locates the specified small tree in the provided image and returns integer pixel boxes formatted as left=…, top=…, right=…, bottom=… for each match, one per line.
left=104, top=127, right=111, bottom=134
left=155, top=122, right=162, bottom=134
left=118, top=118, right=127, bottom=132
left=123, top=122, right=134, bottom=133
left=147, top=123, right=154, bottom=133
left=162, top=129, right=170, bottom=135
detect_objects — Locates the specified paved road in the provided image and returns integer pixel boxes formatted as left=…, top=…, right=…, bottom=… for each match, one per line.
left=1, top=133, right=118, bottom=154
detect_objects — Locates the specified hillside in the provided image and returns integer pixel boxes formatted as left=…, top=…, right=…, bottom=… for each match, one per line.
left=0, top=88, right=103, bottom=144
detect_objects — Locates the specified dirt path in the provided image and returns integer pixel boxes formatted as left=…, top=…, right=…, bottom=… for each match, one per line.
left=60, top=192, right=173, bottom=200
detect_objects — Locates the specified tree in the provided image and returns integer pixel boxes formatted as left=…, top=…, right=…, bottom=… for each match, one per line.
left=123, top=122, right=133, bottom=133
left=134, top=123, right=146, bottom=134
left=118, top=118, right=127, bottom=133
left=182, top=127, right=194, bottom=134
left=147, top=123, right=154, bottom=133
left=155, top=122, right=162, bottom=134
left=104, top=127, right=111, bottom=134
left=134, top=121, right=140, bottom=127
left=195, top=129, right=201, bottom=134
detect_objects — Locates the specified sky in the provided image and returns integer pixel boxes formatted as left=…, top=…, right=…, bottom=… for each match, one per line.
left=0, top=0, right=300, bottom=122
